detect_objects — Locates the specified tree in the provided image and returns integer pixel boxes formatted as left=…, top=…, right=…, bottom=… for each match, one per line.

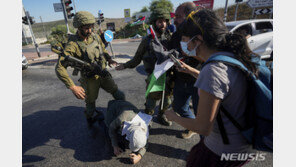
left=49, top=25, right=74, bottom=43
left=50, top=25, right=74, bottom=36
left=132, top=6, right=150, bottom=20
left=140, top=6, right=149, bottom=13
left=149, top=0, right=173, bottom=13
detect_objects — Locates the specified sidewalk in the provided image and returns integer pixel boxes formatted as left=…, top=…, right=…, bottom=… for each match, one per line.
left=25, top=50, right=132, bottom=68
left=23, top=38, right=139, bottom=65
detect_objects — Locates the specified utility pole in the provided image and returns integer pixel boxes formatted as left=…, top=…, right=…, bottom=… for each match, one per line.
left=24, top=10, right=41, bottom=57
left=223, top=0, right=229, bottom=22
left=234, top=2, right=239, bottom=21
left=40, top=16, right=48, bottom=40
left=61, top=0, right=70, bottom=34
left=251, top=8, right=255, bottom=19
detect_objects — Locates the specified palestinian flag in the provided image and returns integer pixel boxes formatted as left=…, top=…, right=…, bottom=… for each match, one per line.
left=145, top=25, right=174, bottom=98
left=130, top=16, right=146, bottom=26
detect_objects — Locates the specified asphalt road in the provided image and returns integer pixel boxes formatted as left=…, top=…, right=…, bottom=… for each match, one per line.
left=22, top=41, right=272, bottom=167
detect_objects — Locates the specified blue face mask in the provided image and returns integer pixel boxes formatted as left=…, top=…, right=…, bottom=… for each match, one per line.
left=180, top=36, right=199, bottom=57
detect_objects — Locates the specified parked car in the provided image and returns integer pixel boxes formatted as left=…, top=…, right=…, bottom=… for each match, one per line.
left=131, top=34, right=142, bottom=39
left=225, top=19, right=273, bottom=60
left=22, top=54, right=28, bottom=70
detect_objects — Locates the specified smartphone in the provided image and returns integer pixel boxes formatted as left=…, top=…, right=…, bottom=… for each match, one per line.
left=168, top=53, right=182, bottom=67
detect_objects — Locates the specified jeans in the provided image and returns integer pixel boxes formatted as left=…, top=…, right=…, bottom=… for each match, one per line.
left=173, top=78, right=199, bottom=119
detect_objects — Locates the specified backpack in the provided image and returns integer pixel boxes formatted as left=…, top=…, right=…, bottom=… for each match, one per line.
left=202, top=54, right=273, bottom=152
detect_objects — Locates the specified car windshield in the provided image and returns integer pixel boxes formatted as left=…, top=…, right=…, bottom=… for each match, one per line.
left=226, top=25, right=235, bottom=31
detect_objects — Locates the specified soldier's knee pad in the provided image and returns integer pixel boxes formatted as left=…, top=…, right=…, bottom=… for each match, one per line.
left=112, top=89, right=125, bottom=100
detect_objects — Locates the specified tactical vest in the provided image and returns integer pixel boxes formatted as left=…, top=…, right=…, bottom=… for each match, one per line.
left=142, top=32, right=171, bottom=75
left=75, top=33, right=107, bottom=70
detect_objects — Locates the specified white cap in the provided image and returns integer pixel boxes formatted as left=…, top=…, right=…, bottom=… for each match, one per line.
left=126, top=122, right=148, bottom=152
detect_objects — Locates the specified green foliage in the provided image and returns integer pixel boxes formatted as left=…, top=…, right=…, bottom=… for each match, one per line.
left=149, top=0, right=173, bottom=13
left=50, top=25, right=74, bottom=36
left=140, top=6, right=149, bottom=13
left=115, top=23, right=149, bottom=39
left=48, top=25, right=74, bottom=45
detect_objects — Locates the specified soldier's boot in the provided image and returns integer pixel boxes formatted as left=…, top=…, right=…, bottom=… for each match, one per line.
left=84, top=102, right=96, bottom=129
left=157, top=95, right=172, bottom=126
left=93, top=110, right=105, bottom=122
left=157, top=110, right=172, bottom=126
left=144, top=108, right=155, bottom=115
left=144, top=97, right=157, bottom=115
left=112, top=89, right=126, bottom=100
left=84, top=109, right=105, bottom=139
left=84, top=111, right=95, bottom=129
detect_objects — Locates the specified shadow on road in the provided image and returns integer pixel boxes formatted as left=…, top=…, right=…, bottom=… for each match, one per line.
left=117, top=157, right=133, bottom=164
left=149, top=128, right=183, bottom=137
left=29, top=59, right=57, bottom=66
left=147, top=142, right=189, bottom=160
left=136, top=65, right=147, bottom=76
left=22, top=106, right=112, bottom=164
left=114, top=54, right=133, bottom=59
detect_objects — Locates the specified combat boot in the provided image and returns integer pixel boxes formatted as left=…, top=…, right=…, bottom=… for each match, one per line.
left=157, top=112, right=172, bottom=126
left=86, top=117, right=95, bottom=129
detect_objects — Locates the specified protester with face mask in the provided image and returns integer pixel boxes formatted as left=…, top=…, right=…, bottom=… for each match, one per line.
left=166, top=2, right=203, bottom=139
left=165, top=9, right=258, bottom=166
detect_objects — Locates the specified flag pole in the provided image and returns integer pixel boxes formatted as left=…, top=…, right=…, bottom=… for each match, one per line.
left=160, top=84, right=165, bottom=111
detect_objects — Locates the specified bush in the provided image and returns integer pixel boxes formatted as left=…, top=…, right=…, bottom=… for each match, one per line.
left=49, top=25, right=75, bottom=44
left=50, top=25, right=74, bottom=36
left=115, top=23, right=149, bottom=39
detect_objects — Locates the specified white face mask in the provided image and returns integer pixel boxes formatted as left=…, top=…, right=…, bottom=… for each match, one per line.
left=180, top=36, right=199, bottom=57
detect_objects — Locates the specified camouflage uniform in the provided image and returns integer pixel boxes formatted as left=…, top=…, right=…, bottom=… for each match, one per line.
left=122, top=9, right=173, bottom=125
left=55, top=11, right=125, bottom=120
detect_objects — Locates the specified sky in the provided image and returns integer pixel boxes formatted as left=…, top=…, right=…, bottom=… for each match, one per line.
left=22, top=0, right=249, bottom=23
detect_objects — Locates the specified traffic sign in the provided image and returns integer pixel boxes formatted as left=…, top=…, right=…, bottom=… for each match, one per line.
left=255, top=8, right=273, bottom=15
left=53, top=3, right=63, bottom=12
left=104, top=30, right=114, bottom=42
left=193, top=0, right=214, bottom=9
left=247, top=0, right=273, bottom=8
left=124, top=9, right=131, bottom=18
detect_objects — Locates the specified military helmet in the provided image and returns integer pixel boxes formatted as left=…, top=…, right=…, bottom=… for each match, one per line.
left=73, top=11, right=95, bottom=28
left=149, top=9, right=171, bottom=24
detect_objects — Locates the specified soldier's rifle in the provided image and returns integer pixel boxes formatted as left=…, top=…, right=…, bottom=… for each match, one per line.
left=61, top=55, right=111, bottom=78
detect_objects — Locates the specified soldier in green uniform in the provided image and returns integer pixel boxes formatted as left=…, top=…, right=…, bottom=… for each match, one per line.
left=116, top=9, right=173, bottom=126
left=105, top=100, right=150, bottom=164
left=55, top=11, right=125, bottom=128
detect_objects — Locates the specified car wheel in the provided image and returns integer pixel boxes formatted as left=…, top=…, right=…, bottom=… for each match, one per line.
left=22, top=65, right=28, bottom=70
left=267, top=51, right=273, bottom=61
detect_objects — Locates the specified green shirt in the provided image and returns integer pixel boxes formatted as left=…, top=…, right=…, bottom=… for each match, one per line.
left=55, top=33, right=111, bottom=88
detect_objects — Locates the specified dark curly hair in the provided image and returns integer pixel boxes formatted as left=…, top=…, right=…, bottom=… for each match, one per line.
left=181, top=9, right=259, bottom=77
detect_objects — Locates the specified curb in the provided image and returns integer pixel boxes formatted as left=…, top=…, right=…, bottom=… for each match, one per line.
left=28, top=52, right=133, bottom=68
